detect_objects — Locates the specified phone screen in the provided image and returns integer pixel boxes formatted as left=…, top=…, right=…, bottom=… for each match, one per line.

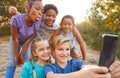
left=99, top=34, right=118, bottom=67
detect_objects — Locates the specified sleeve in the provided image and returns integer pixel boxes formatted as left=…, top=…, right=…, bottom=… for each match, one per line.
left=76, top=59, right=85, bottom=69
left=20, top=63, right=29, bottom=78
left=34, top=21, right=41, bottom=31
left=10, top=15, right=18, bottom=28
left=72, top=59, right=85, bottom=70
left=44, top=64, right=55, bottom=76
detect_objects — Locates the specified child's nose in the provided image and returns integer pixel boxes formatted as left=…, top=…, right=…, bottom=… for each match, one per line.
left=38, top=11, right=42, bottom=16
left=44, top=49, right=49, bottom=53
left=62, top=50, right=67, bottom=54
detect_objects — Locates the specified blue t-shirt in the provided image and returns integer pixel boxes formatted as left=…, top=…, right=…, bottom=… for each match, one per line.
left=45, top=59, right=84, bottom=75
left=10, top=13, right=41, bottom=44
left=20, top=62, right=45, bottom=78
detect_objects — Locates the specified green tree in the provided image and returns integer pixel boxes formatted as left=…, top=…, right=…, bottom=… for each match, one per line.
left=89, top=0, right=120, bottom=32
left=86, top=0, right=120, bottom=58
left=0, top=0, right=27, bottom=28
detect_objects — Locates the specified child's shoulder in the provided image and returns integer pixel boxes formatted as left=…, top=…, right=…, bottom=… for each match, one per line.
left=69, top=58, right=84, bottom=64
left=22, top=61, right=33, bottom=68
left=45, top=63, right=58, bottom=69
left=11, top=13, right=25, bottom=19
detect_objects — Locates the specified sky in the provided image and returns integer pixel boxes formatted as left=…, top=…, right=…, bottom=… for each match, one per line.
left=42, top=0, right=92, bottom=23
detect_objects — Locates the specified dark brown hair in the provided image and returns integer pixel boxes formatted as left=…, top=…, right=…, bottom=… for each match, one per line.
left=60, top=15, right=75, bottom=25
left=27, top=0, right=42, bottom=7
left=43, top=4, right=58, bottom=15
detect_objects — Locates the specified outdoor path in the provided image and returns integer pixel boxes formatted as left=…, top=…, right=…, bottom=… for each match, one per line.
left=0, top=37, right=100, bottom=78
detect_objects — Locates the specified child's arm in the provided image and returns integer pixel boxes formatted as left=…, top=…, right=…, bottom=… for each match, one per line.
left=49, top=28, right=61, bottom=44
left=11, top=25, right=20, bottom=66
left=19, top=33, right=36, bottom=64
left=72, top=27, right=86, bottom=60
left=46, top=66, right=110, bottom=78
left=46, top=71, right=82, bottom=78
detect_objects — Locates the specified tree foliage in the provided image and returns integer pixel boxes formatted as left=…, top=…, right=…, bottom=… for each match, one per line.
left=84, top=0, right=120, bottom=58
left=89, top=0, right=120, bottom=32
left=0, top=0, right=27, bottom=28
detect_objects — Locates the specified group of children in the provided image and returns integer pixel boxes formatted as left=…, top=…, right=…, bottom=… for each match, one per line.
left=5, top=0, right=120, bottom=78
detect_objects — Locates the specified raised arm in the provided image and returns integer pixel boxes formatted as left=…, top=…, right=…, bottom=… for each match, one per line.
left=72, top=27, right=86, bottom=60
left=46, top=66, right=110, bottom=78
left=8, top=6, right=20, bottom=16
left=49, top=28, right=61, bottom=44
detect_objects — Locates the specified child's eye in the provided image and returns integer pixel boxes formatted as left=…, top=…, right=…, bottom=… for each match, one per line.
left=35, top=7, right=40, bottom=10
left=38, top=48, right=44, bottom=51
left=47, top=47, right=51, bottom=50
left=66, top=48, right=70, bottom=51
left=58, top=48, right=63, bottom=51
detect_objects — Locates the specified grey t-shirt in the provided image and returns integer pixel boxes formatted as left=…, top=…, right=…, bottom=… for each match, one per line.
left=37, top=21, right=59, bottom=39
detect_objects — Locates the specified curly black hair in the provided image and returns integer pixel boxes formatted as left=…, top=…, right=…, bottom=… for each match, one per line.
left=44, top=4, right=58, bottom=15
left=27, top=0, right=42, bottom=7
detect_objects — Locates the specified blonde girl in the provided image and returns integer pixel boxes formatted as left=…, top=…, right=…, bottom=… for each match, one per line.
left=20, top=37, right=51, bottom=78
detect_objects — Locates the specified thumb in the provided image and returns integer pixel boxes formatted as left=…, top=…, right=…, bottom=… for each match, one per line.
left=91, top=67, right=109, bottom=74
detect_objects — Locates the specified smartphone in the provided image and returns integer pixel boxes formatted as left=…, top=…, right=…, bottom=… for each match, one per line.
left=99, top=34, right=118, bottom=67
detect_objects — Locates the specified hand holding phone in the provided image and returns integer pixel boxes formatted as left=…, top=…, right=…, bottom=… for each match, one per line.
left=99, top=34, right=118, bottom=67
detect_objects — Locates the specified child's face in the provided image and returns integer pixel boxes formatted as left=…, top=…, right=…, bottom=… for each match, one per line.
left=44, top=9, right=57, bottom=27
left=35, top=40, right=51, bottom=62
left=28, top=1, right=43, bottom=22
left=53, top=42, right=70, bottom=64
left=61, top=18, right=74, bottom=33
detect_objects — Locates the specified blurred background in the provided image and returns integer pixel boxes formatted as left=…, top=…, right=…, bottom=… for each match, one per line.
left=0, top=0, right=120, bottom=59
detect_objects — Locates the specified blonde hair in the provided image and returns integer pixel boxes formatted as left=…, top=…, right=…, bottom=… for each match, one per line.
left=30, top=37, right=47, bottom=78
left=30, top=37, right=43, bottom=62
left=51, top=35, right=72, bottom=52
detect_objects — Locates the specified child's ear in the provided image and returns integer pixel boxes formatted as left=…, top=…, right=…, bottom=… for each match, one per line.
left=32, top=51, right=37, bottom=57
left=24, top=4, right=30, bottom=13
left=52, top=51, right=55, bottom=58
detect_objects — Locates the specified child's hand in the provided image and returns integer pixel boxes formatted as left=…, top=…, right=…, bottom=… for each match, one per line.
left=109, top=61, right=120, bottom=78
left=80, top=65, right=111, bottom=78
left=14, top=55, right=20, bottom=67
left=81, top=56, right=86, bottom=61
left=19, top=55, right=25, bottom=65
left=8, top=6, right=19, bottom=15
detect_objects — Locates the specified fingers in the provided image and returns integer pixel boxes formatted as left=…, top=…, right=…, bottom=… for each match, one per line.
left=91, top=67, right=111, bottom=78
left=95, top=73, right=111, bottom=78
left=109, top=61, right=120, bottom=78
left=81, top=65, right=111, bottom=78
left=19, top=57, right=24, bottom=65
left=109, top=61, right=120, bottom=71
left=111, top=72, right=120, bottom=78
left=8, top=6, right=18, bottom=15
left=91, top=66, right=109, bottom=74
left=82, top=65, right=109, bottom=74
